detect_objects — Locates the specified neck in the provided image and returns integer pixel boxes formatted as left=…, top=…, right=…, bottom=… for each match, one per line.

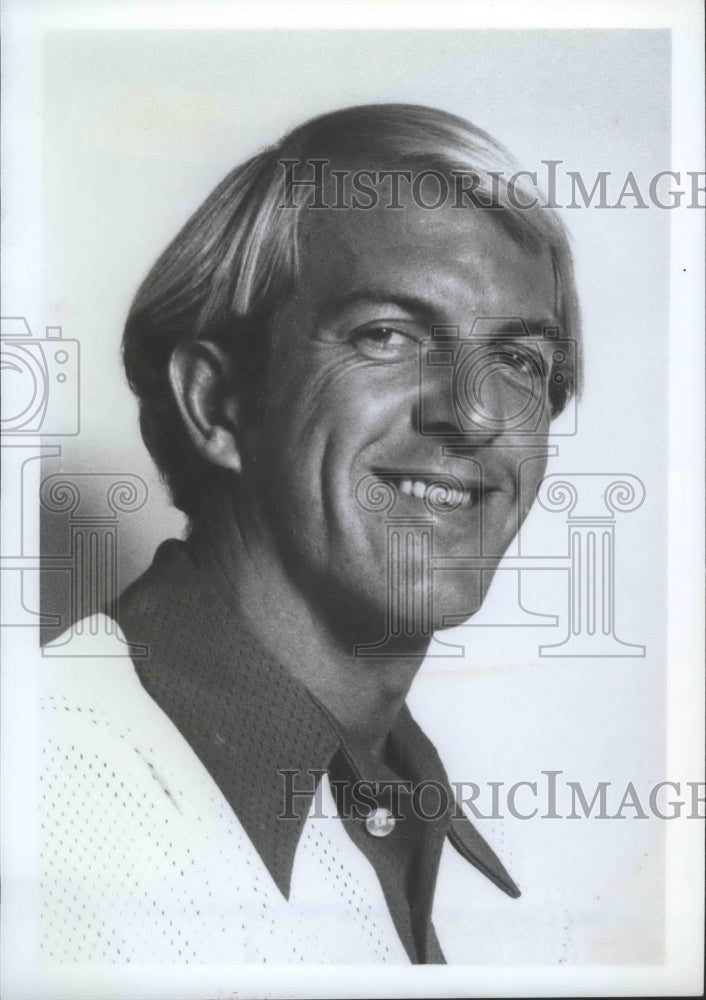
left=189, top=492, right=427, bottom=758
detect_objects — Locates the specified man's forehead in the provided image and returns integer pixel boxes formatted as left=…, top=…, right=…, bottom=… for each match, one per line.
left=297, top=174, right=548, bottom=255
left=294, top=193, right=556, bottom=321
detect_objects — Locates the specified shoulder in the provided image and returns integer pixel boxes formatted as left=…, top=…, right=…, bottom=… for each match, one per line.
left=37, top=614, right=257, bottom=964
left=39, top=613, right=217, bottom=802
left=40, top=615, right=166, bottom=764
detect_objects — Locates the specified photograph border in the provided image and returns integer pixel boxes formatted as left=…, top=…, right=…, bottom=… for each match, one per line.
left=1, top=2, right=703, bottom=998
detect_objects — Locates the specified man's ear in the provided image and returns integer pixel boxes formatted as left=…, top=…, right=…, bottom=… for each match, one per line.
left=168, top=341, right=242, bottom=473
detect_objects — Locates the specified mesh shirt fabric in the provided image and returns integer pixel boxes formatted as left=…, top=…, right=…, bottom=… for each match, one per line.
left=39, top=537, right=520, bottom=964
left=39, top=658, right=409, bottom=964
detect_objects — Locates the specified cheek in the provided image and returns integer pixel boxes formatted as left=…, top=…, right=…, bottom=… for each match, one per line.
left=516, top=446, right=550, bottom=518
left=263, top=348, right=414, bottom=455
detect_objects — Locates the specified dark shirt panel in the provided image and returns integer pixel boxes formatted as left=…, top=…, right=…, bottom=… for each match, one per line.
left=117, top=538, right=519, bottom=964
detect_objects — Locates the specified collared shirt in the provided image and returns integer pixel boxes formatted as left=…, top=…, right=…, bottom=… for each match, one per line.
left=116, top=537, right=519, bottom=964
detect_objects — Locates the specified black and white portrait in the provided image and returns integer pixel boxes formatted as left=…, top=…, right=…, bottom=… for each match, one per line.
left=1, top=5, right=703, bottom=999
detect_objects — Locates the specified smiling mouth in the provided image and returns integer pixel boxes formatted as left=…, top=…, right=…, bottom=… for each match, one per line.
left=375, top=473, right=491, bottom=510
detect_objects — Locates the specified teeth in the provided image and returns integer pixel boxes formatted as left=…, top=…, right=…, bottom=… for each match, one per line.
left=396, top=478, right=474, bottom=508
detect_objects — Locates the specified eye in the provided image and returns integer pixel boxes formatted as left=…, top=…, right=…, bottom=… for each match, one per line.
left=352, top=325, right=416, bottom=360
left=506, top=348, right=533, bottom=374
left=497, top=343, right=547, bottom=378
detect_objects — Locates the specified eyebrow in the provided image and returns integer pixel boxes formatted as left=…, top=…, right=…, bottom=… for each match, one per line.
left=482, top=319, right=558, bottom=337
left=319, top=290, right=439, bottom=324
left=319, top=289, right=555, bottom=336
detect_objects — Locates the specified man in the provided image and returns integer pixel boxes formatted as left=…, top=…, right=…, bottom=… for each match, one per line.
left=39, top=104, right=580, bottom=965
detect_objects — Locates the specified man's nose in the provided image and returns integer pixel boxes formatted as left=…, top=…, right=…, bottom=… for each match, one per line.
left=413, top=348, right=517, bottom=444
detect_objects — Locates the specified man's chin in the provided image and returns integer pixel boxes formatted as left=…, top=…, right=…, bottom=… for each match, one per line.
left=335, top=584, right=488, bottom=654
left=426, top=570, right=489, bottom=627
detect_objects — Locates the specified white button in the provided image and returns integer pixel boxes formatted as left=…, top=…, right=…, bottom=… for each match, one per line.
left=365, top=806, right=396, bottom=838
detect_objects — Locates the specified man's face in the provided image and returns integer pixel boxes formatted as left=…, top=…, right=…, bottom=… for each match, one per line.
left=235, top=192, right=557, bottom=647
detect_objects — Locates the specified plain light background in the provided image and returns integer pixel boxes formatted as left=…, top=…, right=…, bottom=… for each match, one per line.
left=38, top=29, right=671, bottom=964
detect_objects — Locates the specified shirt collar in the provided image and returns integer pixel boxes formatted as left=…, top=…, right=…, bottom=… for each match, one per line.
left=116, top=536, right=519, bottom=901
